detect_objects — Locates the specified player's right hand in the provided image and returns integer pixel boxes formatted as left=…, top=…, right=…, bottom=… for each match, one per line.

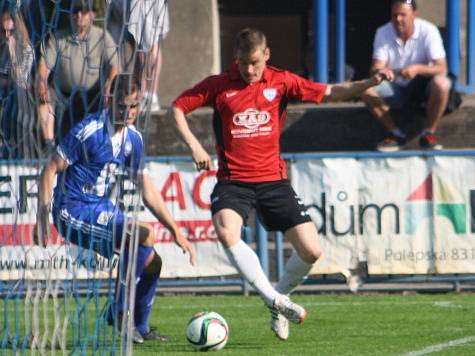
left=192, top=145, right=212, bottom=171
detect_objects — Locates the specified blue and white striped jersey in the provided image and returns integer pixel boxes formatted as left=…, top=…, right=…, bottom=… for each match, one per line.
left=53, top=109, right=144, bottom=205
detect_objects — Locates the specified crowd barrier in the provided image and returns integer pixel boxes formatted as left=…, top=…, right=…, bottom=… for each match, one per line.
left=2, top=150, right=475, bottom=293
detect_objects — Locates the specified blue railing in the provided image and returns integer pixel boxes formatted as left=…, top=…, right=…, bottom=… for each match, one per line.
left=313, top=0, right=475, bottom=94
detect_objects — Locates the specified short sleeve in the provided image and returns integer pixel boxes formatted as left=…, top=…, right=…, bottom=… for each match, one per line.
left=425, top=25, right=446, bottom=61
left=173, top=76, right=219, bottom=114
left=372, top=27, right=388, bottom=62
left=284, top=71, right=327, bottom=104
left=57, top=124, right=85, bottom=165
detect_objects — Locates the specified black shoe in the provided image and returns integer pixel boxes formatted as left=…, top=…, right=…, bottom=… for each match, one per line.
left=376, top=133, right=407, bottom=152
left=419, top=132, right=443, bottom=150
left=108, top=311, right=144, bottom=344
left=141, top=328, right=171, bottom=342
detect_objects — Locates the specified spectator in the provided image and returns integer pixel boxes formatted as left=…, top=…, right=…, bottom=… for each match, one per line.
left=107, top=0, right=169, bottom=111
left=129, top=0, right=169, bottom=111
left=170, top=27, right=390, bottom=341
left=35, top=74, right=196, bottom=344
left=361, top=0, right=451, bottom=152
left=0, top=1, right=35, bottom=159
left=37, top=0, right=119, bottom=152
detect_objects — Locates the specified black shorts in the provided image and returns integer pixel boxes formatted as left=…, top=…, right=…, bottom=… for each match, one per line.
left=210, top=179, right=312, bottom=233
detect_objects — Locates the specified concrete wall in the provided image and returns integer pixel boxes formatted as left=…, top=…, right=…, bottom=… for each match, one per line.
left=159, top=0, right=220, bottom=107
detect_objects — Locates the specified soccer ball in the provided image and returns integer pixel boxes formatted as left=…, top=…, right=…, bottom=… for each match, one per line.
left=186, top=311, right=229, bottom=351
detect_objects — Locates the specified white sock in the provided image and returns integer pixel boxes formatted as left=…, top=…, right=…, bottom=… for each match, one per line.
left=275, top=251, right=314, bottom=295
left=225, top=240, right=279, bottom=306
left=390, top=128, right=406, bottom=138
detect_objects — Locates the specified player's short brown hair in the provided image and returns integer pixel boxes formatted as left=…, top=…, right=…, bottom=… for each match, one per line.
left=234, top=28, right=267, bottom=56
left=111, top=74, right=139, bottom=102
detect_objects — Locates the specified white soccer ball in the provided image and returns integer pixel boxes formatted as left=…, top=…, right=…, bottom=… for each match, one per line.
left=186, top=311, right=229, bottom=351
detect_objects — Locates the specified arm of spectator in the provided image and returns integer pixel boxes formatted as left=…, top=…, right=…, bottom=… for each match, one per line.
left=34, top=153, right=67, bottom=246
left=400, top=58, right=448, bottom=80
left=104, top=64, right=119, bottom=105
left=170, top=105, right=212, bottom=171
left=369, top=59, right=396, bottom=76
left=324, top=68, right=393, bottom=102
left=37, top=60, right=51, bottom=104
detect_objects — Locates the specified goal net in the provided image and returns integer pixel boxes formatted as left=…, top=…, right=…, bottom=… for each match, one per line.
left=0, top=0, right=168, bottom=354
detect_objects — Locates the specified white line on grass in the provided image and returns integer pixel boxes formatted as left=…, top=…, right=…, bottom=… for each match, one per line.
left=401, top=336, right=475, bottom=356
left=155, top=300, right=475, bottom=309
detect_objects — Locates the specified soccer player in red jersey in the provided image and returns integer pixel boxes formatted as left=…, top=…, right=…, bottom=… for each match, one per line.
left=170, top=28, right=393, bottom=340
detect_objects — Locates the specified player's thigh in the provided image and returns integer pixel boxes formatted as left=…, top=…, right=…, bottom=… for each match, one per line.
left=256, top=180, right=310, bottom=233
left=212, top=209, right=245, bottom=248
left=284, top=222, right=321, bottom=264
left=210, top=181, right=254, bottom=247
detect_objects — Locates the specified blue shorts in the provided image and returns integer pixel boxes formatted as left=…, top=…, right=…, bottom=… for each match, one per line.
left=53, top=200, right=128, bottom=259
left=374, top=76, right=452, bottom=110
left=373, top=80, right=408, bottom=109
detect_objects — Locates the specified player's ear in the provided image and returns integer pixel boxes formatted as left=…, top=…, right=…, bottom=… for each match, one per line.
left=264, top=47, right=270, bottom=61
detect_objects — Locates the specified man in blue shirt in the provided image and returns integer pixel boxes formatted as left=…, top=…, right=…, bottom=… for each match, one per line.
left=36, top=74, right=196, bottom=344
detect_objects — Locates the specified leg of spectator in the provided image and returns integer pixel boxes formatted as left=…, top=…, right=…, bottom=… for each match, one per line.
left=149, top=44, right=161, bottom=97
left=361, top=88, right=398, bottom=132
left=425, top=75, right=451, bottom=132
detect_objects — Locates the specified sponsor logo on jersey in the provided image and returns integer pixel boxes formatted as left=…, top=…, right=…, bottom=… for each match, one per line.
left=232, top=108, right=270, bottom=130
left=263, top=88, right=277, bottom=101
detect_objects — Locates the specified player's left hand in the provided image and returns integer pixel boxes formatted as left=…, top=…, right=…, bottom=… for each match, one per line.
left=174, top=231, right=196, bottom=266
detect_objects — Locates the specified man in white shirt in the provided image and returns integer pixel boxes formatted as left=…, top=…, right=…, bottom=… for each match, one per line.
left=361, top=0, right=451, bottom=152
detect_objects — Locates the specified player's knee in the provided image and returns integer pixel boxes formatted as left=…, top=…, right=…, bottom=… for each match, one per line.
left=144, top=252, right=162, bottom=276
left=216, top=227, right=241, bottom=248
left=301, top=247, right=321, bottom=264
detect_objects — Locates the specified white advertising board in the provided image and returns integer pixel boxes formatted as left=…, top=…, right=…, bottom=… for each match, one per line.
left=291, top=156, right=475, bottom=274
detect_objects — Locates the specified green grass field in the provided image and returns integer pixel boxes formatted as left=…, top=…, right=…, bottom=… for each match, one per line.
left=2, top=293, right=475, bottom=355
left=134, top=293, right=475, bottom=356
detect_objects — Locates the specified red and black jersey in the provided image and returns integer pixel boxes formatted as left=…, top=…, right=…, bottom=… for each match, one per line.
left=173, top=64, right=327, bottom=183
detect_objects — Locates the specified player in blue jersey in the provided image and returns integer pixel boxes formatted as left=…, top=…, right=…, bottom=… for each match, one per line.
left=35, top=74, right=196, bottom=344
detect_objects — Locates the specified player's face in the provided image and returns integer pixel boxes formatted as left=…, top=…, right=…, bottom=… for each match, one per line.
left=391, top=3, right=417, bottom=39
left=116, top=92, right=140, bottom=126
left=235, top=47, right=270, bottom=84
